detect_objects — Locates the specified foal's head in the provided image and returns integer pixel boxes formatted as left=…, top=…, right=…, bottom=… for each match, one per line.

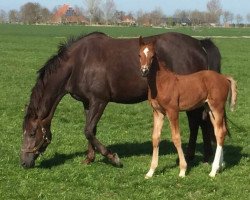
left=139, top=36, right=156, bottom=77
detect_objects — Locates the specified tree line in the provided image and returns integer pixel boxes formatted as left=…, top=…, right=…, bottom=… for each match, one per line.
left=0, top=0, right=250, bottom=26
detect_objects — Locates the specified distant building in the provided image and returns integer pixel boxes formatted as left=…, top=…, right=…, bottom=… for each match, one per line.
left=51, top=4, right=88, bottom=24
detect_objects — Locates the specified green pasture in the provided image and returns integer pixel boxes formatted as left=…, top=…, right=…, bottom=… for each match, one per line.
left=0, top=24, right=249, bottom=199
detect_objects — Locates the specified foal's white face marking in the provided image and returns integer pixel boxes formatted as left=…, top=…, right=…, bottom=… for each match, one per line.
left=143, top=47, right=149, bottom=58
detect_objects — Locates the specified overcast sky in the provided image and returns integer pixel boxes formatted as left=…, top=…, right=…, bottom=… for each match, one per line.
left=1, top=0, right=250, bottom=18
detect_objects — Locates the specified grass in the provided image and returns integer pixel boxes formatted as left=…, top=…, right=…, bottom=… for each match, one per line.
left=0, top=24, right=249, bottom=200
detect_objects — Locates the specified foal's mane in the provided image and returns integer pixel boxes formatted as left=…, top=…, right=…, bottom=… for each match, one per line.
left=24, top=32, right=107, bottom=120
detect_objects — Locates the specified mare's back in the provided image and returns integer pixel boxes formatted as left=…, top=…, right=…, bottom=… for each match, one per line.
left=155, top=32, right=208, bottom=74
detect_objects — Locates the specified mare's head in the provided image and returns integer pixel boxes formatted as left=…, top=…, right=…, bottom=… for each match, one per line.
left=21, top=112, right=52, bottom=168
left=139, top=36, right=156, bottom=77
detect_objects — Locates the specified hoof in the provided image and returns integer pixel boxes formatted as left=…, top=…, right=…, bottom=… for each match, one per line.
left=179, top=170, right=186, bottom=178
left=145, top=169, right=154, bottom=179
left=145, top=175, right=152, bottom=179
left=109, top=153, right=123, bottom=168
left=82, top=157, right=95, bottom=165
left=209, top=171, right=216, bottom=177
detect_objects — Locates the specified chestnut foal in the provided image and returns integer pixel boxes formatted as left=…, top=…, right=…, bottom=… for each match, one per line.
left=139, top=37, right=237, bottom=178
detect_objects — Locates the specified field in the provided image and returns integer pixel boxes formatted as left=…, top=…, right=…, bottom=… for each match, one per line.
left=0, top=24, right=249, bottom=199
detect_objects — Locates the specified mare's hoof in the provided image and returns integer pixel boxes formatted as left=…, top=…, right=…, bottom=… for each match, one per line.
left=110, top=153, right=123, bottom=168
left=82, top=157, right=95, bottom=165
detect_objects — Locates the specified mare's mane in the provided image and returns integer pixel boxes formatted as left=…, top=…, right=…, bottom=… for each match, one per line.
left=38, top=32, right=106, bottom=80
left=24, top=32, right=107, bottom=121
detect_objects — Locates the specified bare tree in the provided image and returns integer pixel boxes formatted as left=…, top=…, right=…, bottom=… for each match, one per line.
left=102, top=0, right=116, bottom=24
left=150, top=7, right=164, bottom=26
left=190, top=10, right=206, bottom=25
left=40, top=8, right=51, bottom=24
left=173, top=9, right=190, bottom=20
left=20, top=2, right=42, bottom=24
left=207, top=0, right=222, bottom=23
left=222, top=11, right=234, bottom=25
left=8, top=9, right=20, bottom=23
left=84, top=0, right=101, bottom=24
left=135, top=10, right=151, bottom=26
left=0, top=9, right=7, bottom=23
left=246, top=13, right=250, bottom=25
left=236, top=14, right=243, bottom=25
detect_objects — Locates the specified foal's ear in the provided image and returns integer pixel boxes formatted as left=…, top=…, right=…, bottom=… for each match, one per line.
left=139, top=36, right=145, bottom=46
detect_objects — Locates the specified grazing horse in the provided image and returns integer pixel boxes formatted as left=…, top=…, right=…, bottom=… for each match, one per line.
left=138, top=37, right=237, bottom=178
left=20, top=32, right=221, bottom=168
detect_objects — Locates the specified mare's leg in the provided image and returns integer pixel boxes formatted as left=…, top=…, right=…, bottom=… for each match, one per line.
left=145, top=110, right=164, bottom=179
left=167, top=110, right=187, bottom=177
left=185, top=110, right=200, bottom=161
left=200, top=110, right=215, bottom=162
left=186, top=108, right=213, bottom=162
left=208, top=109, right=227, bottom=177
left=84, top=100, right=122, bottom=167
left=83, top=103, right=97, bottom=164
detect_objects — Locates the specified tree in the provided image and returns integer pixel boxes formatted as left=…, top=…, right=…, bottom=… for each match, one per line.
left=102, top=0, right=116, bottom=24
left=20, top=2, right=42, bottom=24
left=190, top=10, right=206, bottom=25
left=8, top=9, right=20, bottom=23
left=0, top=9, right=7, bottom=23
left=40, top=8, right=51, bottom=23
left=206, top=0, right=222, bottom=23
left=150, top=7, right=164, bottom=26
left=246, top=13, right=250, bottom=25
left=136, top=9, right=144, bottom=26
left=236, top=14, right=243, bottom=25
left=222, top=11, right=234, bottom=25
left=84, top=0, right=101, bottom=24
left=19, top=2, right=52, bottom=24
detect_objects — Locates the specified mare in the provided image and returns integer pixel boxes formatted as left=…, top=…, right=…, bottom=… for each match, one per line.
left=138, top=37, right=237, bottom=178
left=20, top=32, right=221, bottom=168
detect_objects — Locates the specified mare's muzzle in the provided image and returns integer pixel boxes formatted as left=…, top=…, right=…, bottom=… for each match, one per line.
left=141, top=66, right=149, bottom=77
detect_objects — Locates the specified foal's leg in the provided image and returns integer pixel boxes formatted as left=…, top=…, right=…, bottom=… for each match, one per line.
left=208, top=109, right=227, bottom=177
left=167, top=110, right=187, bottom=177
left=145, top=110, right=164, bottom=179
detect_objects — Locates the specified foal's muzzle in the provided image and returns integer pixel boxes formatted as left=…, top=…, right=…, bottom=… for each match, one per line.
left=141, top=66, right=149, bottom=77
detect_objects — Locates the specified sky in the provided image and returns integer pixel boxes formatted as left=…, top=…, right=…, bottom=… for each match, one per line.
left=0, top=0, right=250, bottom=18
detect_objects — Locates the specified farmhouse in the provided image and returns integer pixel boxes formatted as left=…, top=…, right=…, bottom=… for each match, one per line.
left=51, top=4, right=88, bottom=24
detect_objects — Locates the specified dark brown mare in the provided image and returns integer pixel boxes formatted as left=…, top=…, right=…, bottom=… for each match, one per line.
left=20, top=32, right=221, bottom=168
left=138, top=37, right=237, bottom=178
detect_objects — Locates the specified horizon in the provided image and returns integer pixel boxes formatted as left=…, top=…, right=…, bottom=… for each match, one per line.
left=0, top=0, right=250, bottom=22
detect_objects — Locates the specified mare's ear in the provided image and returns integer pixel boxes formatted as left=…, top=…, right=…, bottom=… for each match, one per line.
left=151, top=37, right=157, bottom=46
left=139, top=36, right=145, bottom=46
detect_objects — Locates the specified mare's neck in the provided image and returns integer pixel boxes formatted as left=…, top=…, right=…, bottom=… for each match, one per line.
left=156, top=59, right=175, bottom=78
left=26, top=72, right=67, bottom=126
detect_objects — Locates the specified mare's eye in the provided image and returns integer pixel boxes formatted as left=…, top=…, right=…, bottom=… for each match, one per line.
left=30, top=131, right=36, bottom=138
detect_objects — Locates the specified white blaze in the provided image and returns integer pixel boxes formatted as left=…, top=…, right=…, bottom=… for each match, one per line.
left=143, top=47, right=149, bottom=58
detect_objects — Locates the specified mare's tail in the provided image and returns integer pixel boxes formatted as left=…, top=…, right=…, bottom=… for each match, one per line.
left=200, top=38, right=221, bottom=73
left=226, top=76, right=237, bottom=111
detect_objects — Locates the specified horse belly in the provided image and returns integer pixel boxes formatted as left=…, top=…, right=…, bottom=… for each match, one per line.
left=179, top=91, right=207, bottom=111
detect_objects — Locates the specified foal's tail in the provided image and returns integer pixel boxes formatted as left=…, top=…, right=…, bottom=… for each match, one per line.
left=226, top=76, right=237, bottom=111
